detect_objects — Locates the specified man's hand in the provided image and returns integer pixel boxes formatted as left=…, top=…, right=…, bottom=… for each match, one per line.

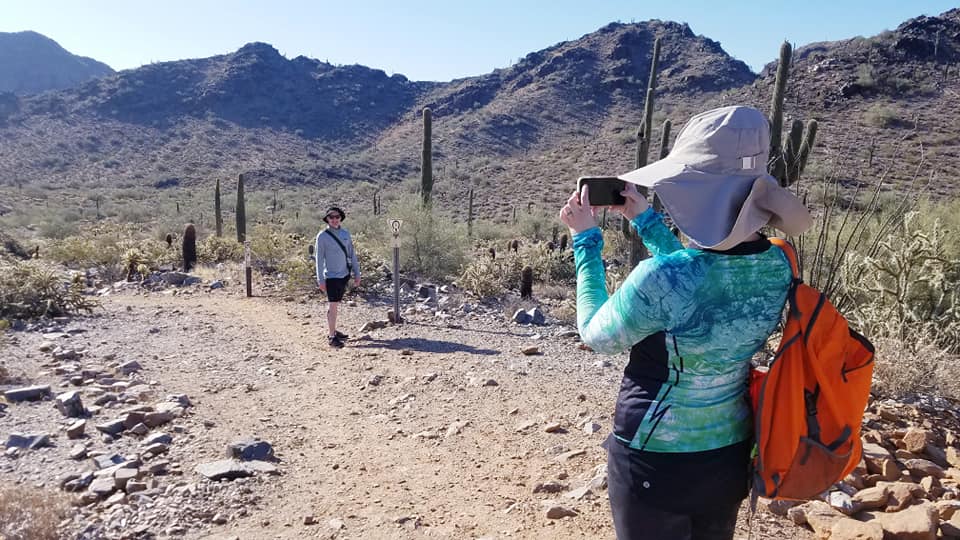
left=353, top=276, right=361, bottom=288
left=318, top=282, right=326, bottom=293
left=610, top=183, right=650, bottom=221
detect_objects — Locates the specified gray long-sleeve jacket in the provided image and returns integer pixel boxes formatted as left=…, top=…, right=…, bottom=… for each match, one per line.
left=314, top=226, right=360, bottom=282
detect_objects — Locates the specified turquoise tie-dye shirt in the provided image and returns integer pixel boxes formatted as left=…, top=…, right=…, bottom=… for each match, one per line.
left=574, top=208, right=791, bottom=453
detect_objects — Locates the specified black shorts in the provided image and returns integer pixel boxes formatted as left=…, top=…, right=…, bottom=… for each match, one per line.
left=325, top=277, right=350, bottom=302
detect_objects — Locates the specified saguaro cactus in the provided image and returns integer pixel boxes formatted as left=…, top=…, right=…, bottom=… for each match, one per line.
left=214, top=179, right=223, bottom=238
left=182, top=224, right=197, bottom=272
left=236, top=173, right=246, bottom=243
left=421, top=107, right=433, bottom=206
left=467, top=188, right=475, bottom=238
left=658, top=120, right=672, bottom=161
left=768, top=41, right=818, bottom=187
left=623, top=36, right=662, bottom=267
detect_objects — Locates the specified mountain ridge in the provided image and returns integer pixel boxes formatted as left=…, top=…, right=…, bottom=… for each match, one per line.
left=1, top=10, right=958, bottom=218
left=0, top=30, right=114, bottom=95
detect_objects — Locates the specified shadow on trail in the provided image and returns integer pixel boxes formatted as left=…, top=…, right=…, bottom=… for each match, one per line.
left=352, top=337, right=500, bottom=356
left=408, top=320, right=537, bottom=338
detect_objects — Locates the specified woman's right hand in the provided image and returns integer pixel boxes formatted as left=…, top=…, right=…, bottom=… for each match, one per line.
left=610, top=183, right=650, bottom=221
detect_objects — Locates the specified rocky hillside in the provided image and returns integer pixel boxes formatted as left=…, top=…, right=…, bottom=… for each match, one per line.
left=0, top=31, right=114, bottom=95
left=0, top=9, right=958, bottom=218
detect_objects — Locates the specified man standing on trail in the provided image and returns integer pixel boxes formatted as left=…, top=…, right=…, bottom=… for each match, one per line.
left=315, top=206, right=361, bottom=348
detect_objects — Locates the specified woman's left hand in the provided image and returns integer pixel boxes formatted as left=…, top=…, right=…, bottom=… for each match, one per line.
left=559, top=185, right=598, bottom=234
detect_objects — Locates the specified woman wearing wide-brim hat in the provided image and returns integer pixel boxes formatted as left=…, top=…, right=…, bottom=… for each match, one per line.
left=559, top=106, right=813, bottom=540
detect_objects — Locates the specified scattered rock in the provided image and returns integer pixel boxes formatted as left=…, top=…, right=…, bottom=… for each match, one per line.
left=227, top=437, right=275, bottom=461
left=544, top=503, right=577, bottom=519
left=511, top=310, right=532, bottom=325
left=66, top=419, right=86, bottom=439
left=5, top=432, right=51, bottom=449
left=544, top=422, right=562, bottom=433
left=533, top=481, right=566, bottom=494
left=4, top=385, right=52, bottom=402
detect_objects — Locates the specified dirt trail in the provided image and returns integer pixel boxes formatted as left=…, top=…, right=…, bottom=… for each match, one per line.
left=101, top=291, right=619, bottom=539
left=5, top=288, right=808, bottom=539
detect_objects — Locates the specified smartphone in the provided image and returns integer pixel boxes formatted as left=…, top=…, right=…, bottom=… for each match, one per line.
left=577, top=176, right=626, bottom=206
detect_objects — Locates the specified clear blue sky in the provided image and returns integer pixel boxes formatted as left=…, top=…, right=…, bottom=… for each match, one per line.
left=4, top=1, right=956, bottom=81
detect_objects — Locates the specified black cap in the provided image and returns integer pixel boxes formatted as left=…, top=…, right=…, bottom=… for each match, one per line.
left=323, top=206, right=346, bottom=223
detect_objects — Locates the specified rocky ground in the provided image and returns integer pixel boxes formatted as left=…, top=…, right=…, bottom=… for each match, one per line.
left=1, top=275, right=959, bottom=539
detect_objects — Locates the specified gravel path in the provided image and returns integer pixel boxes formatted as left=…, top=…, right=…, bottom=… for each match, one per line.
left=1, top=283, right=811, bottom=539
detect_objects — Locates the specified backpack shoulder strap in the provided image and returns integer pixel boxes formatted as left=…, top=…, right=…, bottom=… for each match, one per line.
left=324, top=229, right=353, bottom=273
left=769, top=237, right=799, bottom=279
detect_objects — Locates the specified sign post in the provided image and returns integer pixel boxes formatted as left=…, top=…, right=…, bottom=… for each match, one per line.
left=389, top=219, right=403, bottom=323
left=244, top=240, right=252, bottom=297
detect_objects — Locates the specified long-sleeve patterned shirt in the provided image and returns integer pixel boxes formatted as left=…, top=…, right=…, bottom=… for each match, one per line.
left=574, top=208, right=791, bottom=453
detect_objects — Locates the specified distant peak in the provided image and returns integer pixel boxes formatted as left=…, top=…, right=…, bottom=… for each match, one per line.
left=235, top=42, right=281, bottom=56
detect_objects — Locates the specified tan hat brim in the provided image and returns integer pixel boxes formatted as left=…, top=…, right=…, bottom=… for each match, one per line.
left=620, top=162, right=812, bottom=250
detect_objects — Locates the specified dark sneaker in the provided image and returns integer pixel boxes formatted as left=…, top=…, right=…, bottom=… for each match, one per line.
left=328, top=336, right=345, bottom=349
left=334, top=330, right=349, bottom=340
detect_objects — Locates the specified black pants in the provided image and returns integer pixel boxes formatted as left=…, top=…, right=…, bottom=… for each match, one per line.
left=606, top=436, right=750, bottom=540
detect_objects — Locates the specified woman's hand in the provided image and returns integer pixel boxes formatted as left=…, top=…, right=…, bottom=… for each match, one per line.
left=610, top=183, right=650, bottom=221
left=559, top=185, right=599, bottom=234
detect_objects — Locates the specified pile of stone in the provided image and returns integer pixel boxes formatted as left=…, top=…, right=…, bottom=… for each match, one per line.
left=764, top=398, right=960, bottom=539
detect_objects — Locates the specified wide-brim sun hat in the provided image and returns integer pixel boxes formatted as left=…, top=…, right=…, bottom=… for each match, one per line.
left=618, top=105, right=813, bottom=251
left=323, top=206, right=346, bottom=223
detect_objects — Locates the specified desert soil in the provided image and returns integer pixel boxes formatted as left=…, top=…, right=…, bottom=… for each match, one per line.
left=1, top=282, right=812, bottom=539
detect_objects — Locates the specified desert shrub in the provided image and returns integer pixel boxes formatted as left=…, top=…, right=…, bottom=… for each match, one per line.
left=198, top=235, right=243, bottom=264
left=516, top=209, right=559, bottom=242
left=1, top=230, right=31, bottom=259
left=277, top=255, right=317, bottom=293
left=0, top=487, right=70, bottom=540
left=458, top=241, right=574, bottom=299
left=869, top=324, right=960, bottom=400
left=391, top=195, right=468, bottom=281
left=247, top=223, right=305, bottom=271
left=519, top=242, right=575, bottom=284
left=46, top=223, right=144, bottom=268
left=855, top=64, right=876, bottom=88
left=471, top=220, right=509, bottom=243
left=0, top=258, right=98, bottom=318
left=139, top=237, right=180, bottom=269
left=863, top=104, right=899, bottom=128
left=353, top=235, right=388, bottom=285
left=798, top=168, right=960, bottom=399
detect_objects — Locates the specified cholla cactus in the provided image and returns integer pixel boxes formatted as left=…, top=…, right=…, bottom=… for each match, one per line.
left=840, top=212, right=960, bottom=354
left=122, top=248, right=146, bottom=281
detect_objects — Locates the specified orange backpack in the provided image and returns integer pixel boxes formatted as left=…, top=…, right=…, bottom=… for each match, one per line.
left=750, top=238, right=875, bottom=500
